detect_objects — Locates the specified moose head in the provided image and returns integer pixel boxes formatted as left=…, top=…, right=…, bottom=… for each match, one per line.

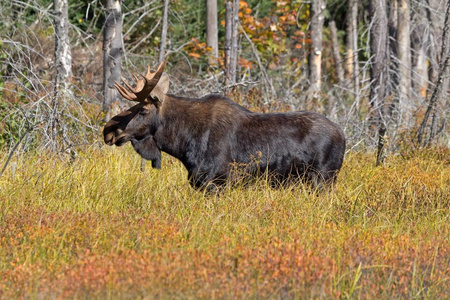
left=103, top=60, right=169, bottom=169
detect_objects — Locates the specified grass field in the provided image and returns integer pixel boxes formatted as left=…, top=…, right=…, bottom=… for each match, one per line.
left=0, top=145, right=449, bottom=298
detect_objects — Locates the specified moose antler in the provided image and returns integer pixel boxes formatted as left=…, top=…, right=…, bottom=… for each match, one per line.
left=114, top=59, right=167, bottom=102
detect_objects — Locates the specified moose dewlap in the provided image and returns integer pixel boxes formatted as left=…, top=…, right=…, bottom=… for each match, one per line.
left=103, top=60, right=346, bottom=190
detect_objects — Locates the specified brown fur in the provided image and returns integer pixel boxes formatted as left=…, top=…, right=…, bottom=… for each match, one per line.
left=104, top=92, right=346, bottom=190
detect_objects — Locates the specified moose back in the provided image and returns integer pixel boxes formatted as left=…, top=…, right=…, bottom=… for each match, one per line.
left=103, top=61, right=346, bottom=190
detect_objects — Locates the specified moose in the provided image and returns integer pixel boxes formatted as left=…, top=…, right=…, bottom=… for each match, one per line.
left=103, top=60, right=346, bottom=190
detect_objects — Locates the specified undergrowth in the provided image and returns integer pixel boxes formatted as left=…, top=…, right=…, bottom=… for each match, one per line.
left=0, top=146, right=449, bottom=298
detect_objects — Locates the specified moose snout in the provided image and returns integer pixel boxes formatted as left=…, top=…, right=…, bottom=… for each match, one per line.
left=104, top=132, right=115, bottom=146
left=103, top=127, right=125, bottom=146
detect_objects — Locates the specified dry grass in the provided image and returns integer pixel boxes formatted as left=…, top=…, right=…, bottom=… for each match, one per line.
left=0, top=145, right=449, bottom=298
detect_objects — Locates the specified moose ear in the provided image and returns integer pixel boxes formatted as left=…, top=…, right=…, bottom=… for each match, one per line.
left=150, top=74, right=169, bottom=103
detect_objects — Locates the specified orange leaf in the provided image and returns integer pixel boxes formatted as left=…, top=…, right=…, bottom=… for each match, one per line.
left=189, top=53, right=201, bottom=59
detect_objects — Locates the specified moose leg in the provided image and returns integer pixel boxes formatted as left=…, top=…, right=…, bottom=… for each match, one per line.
left=187, top=166, right=228, bottom=192
left=187, top=169, right=214, bottom=190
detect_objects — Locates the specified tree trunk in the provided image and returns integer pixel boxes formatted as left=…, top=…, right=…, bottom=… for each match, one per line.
left=159, top=0, right=169, bottom=63
left=351, top=0, right=359, bottom=102
left=102, top=0, right=123, bottom=121
left=224, top=0, right=238, bottom=87
left=52, top=0, right=72, bottom=151
left=387, top=0, right=398, bottom=108
left=225, top=1, right=232, bottom=86
left=418, top=0, right=450, bottom=146
left=206, top=0, right=218, bottom=60
left=230, top=0, right=239, bottom=83
left=414, top=45, right=429, bottom=98
left=396, top=0, right=412, bottom=123
left=411, top=3, right=428, bottom=100
left=369, top=0, right=389, bottom=166
left=53, top=0, right=72, bottom=89
left=345, top=0, right=357, bottom=86
left=330, top=20, right=345, bottom=86
left=425, top=0, right=442, bottom=87
left=308, top=0, right=325, bottom=98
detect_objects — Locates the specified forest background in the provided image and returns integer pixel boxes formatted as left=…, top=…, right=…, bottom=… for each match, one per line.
left=0, top=0, right=449, bottom=154
left=0, top=0, right=449, bottom=298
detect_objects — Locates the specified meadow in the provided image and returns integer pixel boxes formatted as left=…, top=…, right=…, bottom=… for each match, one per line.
left=0, top=145, right=449, bottom=298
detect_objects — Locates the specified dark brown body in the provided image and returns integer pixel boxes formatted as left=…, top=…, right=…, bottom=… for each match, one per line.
left=104, top=93, right=346, bottom=190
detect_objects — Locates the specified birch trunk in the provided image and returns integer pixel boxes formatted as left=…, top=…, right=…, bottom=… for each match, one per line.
left=159, top=0, right=169, bottom=63
left=53, top=0, right=72, bottom=89
left=224, top=0, right=238, bottom=87
left=369, top=0, right=389, bottom=165
left=52, top=0, right=72, bottom=151
left=230, top=0, right=239, bottom=84
left=411, top=2, right=429, bottom=101
left=345, top=0, right=357, bottom=86
left=206, top=0, right=219, bottom=60
left=330, top=20, right=344, bottom=86
left=308, top=0, right=325, bottom=97
left=102, top=0, right=123, bottom=121
left=397, top=0, right=412, bottom=122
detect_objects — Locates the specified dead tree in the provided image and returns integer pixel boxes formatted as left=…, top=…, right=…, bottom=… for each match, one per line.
left=345, top=0, right=358, bottom=91
left=411, top=3, right=429, bottom=100
left=53, top=0, right=72, bottom=90
left=224, top=0, right=239, bottom=87
left=159, top=0, right=169, bottom=63
left=102, top=0, right=123, bottom=121
left=308, top=0, right=325, bottom=99
left=206, top=0, right=219, bottom=60
left=51, top=0, right=72, bottom=151
left=369, top=0, right=389, bottom=166
left=330, top=20, right=345, bottom=86
left=417, top=0, right=450, bottom=146
left=396, top=0, right=412, bottom=123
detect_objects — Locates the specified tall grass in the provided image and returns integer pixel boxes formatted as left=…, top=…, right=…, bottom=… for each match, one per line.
left=0, top=146, right=449, bottom=298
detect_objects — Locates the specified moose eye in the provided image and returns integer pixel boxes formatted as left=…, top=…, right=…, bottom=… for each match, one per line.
left=139, top=108, right=150, bottom=115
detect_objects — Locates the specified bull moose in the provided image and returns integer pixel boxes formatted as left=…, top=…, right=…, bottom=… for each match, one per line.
left=103, top=60, right=346, bottom=190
